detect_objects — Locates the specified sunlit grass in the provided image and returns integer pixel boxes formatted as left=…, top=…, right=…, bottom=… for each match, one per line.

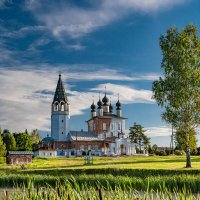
left=1, top=155, right=200, bottom=171
left=1, top=156, right=200, bottom=193
left=23, top=156, right=200, bottom=170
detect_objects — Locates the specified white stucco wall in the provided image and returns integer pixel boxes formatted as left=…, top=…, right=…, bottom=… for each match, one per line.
left=51, top=111, right=70, bottom=141
left=36, top=150, right=57, bottom=158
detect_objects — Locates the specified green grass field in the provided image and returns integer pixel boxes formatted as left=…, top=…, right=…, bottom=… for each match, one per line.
left=1, top=156, right=200, bottom=189
left=1, top=155, right=200, bottom=171
left=1, top=156, right=200, bottom=199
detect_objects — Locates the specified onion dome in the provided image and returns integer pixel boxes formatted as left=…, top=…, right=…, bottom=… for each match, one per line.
left=102, top=94, right=109, bottom=105
left=109, top=102, right=113, bottom=113
left=90, top=101, right=96, bottom=112
left=97, top=98, right=103, bottom=109
left=116, top=99, right=121, bottom=110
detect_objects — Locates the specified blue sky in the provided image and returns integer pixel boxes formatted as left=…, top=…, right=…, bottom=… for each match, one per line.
left=0, top=0, right=199, bottom=146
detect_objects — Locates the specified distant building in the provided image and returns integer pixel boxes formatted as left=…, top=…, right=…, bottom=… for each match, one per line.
left=6, top=151, right=33, bottom=164
left=37, top=74, right=135, bottom=157
left=157, top=147, right=171, bottom=151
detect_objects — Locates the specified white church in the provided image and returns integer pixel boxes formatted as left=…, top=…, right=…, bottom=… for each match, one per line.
left=36, top=74, right=136, bottom=157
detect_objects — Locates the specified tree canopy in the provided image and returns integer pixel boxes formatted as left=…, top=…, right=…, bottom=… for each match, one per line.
left=3, top=133, right=16, bottom=151
left=129, top=122, right=150, bottom=153
left=0, top=133, right=6, bottom=157
left=152, top=24, right=200, bottom=168
left=14, top=132, right=33, bottom=151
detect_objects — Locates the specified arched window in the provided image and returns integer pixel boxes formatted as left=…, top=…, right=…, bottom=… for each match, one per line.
left=60, top=102, right=65, bottom=111
left=54, top=102, right=59, bottom=111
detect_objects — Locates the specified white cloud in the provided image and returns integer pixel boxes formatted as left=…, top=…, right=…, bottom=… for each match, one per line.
left=66, top=43, right=86, bottom=51
left=91, top=83, right=154, bottom=104
left=1, top=26, right=46, bottom=39
left=145, top=126, right=172, bottom=137
left=65, top=69, right=159, bottom=81
left=25, top=0, right=189, bottom=39
left=28, top=37, right=51, bottom=51
left=0, top=67, right=155, bottom=132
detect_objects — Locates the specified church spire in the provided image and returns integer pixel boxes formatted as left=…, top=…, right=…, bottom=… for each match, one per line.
left=53, top=74, right=68, bottom=103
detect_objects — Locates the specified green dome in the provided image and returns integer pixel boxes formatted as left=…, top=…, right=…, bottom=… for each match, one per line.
left=42, top=137, right=54, bottom=142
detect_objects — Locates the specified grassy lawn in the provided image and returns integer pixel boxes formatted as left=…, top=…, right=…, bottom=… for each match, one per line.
left=28, top=155, right=200, bottom=170
left=1, top=155, right=200, bottom=171
left=1, top=156, right=200, bottom=191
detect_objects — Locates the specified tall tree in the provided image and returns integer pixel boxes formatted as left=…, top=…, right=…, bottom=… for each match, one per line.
left=15, top=132, right=32, bottom=151
left=152, top=25, right=200, bottom=168
left=0, top=134, right=6, bottom=157
left=31, top=129, right=41, bottom=150
left=3, top=133, right=16, bottom=151
left=129, top=122, right=150, bottom=153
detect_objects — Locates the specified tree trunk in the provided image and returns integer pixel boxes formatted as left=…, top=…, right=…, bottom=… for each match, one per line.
left=186, top=146, right=191, bottom=168
left=186, top=131, right=191, bottom=168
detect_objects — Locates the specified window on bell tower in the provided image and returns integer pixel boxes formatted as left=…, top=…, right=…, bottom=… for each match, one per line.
left=61, top=102, right=65, bottom=111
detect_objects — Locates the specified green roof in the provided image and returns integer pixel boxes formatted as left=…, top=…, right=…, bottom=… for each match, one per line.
left=42, top=137, right=54, bottom=142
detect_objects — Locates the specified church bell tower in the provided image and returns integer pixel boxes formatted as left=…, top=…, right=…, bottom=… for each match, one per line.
left=51, top=74, right=70, bottom=141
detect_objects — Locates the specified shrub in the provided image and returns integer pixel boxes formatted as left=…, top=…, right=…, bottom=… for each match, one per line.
left=155, top=150, right=160, bottom=156
left=159, top=150, right=167, bottom=156
left=174, top=150, right=185, bottom=156
left=165, top=149, right=171, bottom=155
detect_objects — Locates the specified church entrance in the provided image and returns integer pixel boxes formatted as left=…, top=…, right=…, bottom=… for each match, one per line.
left=104, top=143, right=109, bottom=154
left=120, top=144, right=126, bottom=155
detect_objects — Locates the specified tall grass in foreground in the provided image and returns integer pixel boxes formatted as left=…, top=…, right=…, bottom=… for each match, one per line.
left=1, top=180, right=200, bottom=200
left=1, top=173, right=200, bottom=193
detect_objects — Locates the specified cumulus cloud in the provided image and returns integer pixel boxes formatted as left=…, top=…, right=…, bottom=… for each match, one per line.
left=91, top=83, right=154, bottom=104
left=25, top=0, right=189, bottom=39
left=0, top=67, right=155, bottom=132
left=145, top=126, right=172, bottom=137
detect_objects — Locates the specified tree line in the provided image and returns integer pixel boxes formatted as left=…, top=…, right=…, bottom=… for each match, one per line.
left=129, top=122, right=199, bottom=156
left=0, top=128, right=41, bottom=157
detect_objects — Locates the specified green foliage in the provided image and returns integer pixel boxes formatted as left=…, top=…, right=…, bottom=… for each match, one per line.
left=152, top=24, right=200, bottom=167
left=148, top=144, right=158, bottom=154
left=3, top=129, right=10, bottom=135
left=129, top=122, right=150, bottom=152
left=175, top=128, right=197, bottom=151
left=174, top=150, right=186, bottom=156
left=152, top=25, right=200, bottom=130
left=0, top=134, right=6, bottom=157
left=31, top=129, right=41, bottom=150
left=3, top=133, right=16, bottom=151
left=14, top=132, right=33, bottom=151
left=159, top=150, right=167, bottom=156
